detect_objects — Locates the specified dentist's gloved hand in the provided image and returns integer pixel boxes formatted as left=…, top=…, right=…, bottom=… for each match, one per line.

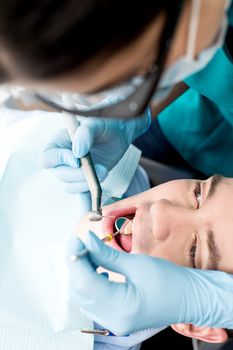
left=68, top=231, right=233, bottom=336
left=41, top=108, right=151, bottom=193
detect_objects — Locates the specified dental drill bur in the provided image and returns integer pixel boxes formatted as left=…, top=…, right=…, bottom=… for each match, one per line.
left=63, top=112, right=103, bottom=221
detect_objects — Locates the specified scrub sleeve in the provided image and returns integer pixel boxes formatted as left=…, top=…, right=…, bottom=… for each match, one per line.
left=135, top=6, right=233, bottom=178
left=158, top=26, right=233, bottom=177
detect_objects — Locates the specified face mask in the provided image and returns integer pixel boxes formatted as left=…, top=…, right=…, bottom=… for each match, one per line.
left=153, top=0, right=230, bottom=105
left=31, top=0, right=231, bottom=116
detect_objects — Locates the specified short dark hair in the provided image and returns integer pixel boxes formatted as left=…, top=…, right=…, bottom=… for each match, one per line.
left=0, top=0, right=175, bottom=80
left=226, top=328, right=233, bottom=339
left=0, top=66, right=8, bottom=83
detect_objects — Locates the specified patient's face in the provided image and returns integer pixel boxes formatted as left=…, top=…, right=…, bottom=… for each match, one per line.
left=76, top=174, right=232, bottom=343
left=76, top=174, right=233, bottom=274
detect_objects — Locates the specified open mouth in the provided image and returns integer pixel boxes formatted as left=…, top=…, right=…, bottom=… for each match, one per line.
left=102, top=208, right=136, bottom=253
left=114, top=213, right=135, bottom=253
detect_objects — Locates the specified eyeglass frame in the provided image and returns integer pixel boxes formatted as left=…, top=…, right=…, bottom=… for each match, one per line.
left=35, top=0, right=184, bottom=119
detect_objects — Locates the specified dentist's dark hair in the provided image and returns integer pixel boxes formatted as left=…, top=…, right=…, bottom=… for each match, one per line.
left=0, top=0, right=177, bottom=80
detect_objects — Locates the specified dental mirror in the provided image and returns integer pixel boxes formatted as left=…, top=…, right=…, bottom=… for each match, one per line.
left=115, top=216, right=133, bottom=235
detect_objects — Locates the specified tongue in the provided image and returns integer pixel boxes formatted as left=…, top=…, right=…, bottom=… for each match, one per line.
left=119, top=234, right=132, bottom=253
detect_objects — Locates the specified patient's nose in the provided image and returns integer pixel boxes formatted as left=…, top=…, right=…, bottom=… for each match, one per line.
left=150, top=199, right=195, bottom=242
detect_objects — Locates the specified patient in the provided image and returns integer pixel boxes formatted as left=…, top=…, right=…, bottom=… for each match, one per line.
left=75, top=173, right=233, bottom=345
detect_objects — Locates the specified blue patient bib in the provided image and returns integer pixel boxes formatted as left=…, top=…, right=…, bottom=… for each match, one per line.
left=0, top=114, right=93, bottom=350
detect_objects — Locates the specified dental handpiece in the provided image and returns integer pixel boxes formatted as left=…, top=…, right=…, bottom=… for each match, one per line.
left=63, top=113, right=102, bottom=221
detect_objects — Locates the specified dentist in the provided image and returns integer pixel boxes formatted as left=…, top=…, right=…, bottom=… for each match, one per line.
left=0, top=0, right=233, bottom=336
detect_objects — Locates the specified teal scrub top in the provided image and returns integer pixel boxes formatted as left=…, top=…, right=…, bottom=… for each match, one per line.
left=158, top=4, right=233, bottom=177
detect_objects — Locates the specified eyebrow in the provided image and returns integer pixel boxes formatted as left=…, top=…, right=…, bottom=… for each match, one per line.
left=206, top=230, right=221, bottom=270
left=206, top=174, right=223, bottom=201
left=203, top=175, right=223, bottom=270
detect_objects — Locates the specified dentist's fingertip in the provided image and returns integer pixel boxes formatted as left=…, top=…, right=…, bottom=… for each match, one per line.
left=86, top=230, right=101, bottom=249
left=86, top=230, right=96, bottom=240
left=70, top=248, right=88, bottom=261
left=68, top=236, right=89, bottom=262
left=53, top=147, right=78, bottom=167
left=72, top=126, right=92, bottom=158
left=68, top=155, right=79, bottom=168
left=69, top=235, right=86, bottom=253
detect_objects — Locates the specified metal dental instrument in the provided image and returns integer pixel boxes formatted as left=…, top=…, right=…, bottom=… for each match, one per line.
left=114, top=216, right=133, bottom=235
left=63, top=112, right=103, bottom=221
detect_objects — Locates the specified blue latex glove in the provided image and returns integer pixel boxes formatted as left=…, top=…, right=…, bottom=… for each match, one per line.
left=68, top=231, right=233, bottom=336
left=41, top=108, right=151, bottom=193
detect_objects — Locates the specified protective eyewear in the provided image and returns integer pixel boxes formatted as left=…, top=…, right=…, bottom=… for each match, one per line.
left=35, top=1, right=184, bottom=119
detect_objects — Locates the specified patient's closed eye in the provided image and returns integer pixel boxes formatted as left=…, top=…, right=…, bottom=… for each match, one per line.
left=190, top=238, right=197, bottom=268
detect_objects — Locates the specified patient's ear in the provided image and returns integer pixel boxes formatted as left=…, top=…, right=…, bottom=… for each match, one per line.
left=171, top=323, right=228, bottom=343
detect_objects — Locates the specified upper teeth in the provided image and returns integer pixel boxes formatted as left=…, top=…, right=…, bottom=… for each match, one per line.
left=115, top=216, right=133, bottom=235
left=123, top=222, right=133, bottom=235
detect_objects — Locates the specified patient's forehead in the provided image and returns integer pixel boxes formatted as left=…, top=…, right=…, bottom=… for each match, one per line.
left=197, top=177, right=233, bottom=274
